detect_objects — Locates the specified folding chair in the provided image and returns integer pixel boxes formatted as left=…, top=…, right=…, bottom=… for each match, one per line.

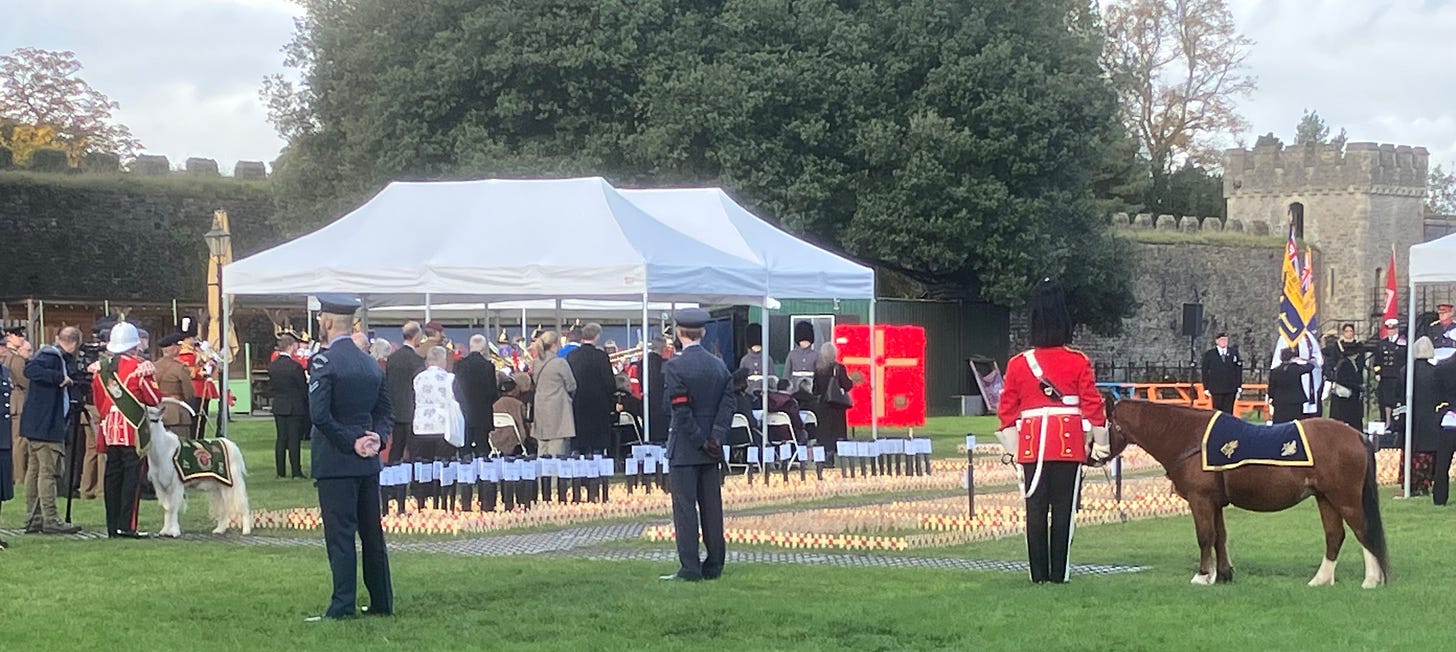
left=800, top=410, right=819, bottom=446
left=727, top=413, right=759, bottom=475
left=764, top=411, right=799, bottom=471
left=492, top=412, right=523, bottom=457
left=613, top=411, right=644, bottom=460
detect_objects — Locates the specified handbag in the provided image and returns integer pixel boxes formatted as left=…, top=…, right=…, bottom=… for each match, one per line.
left=823, top=364, right=853, bottom=408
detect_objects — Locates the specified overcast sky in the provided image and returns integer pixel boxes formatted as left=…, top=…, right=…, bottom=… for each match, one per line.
left=2, top=0, right=1454, bottom=175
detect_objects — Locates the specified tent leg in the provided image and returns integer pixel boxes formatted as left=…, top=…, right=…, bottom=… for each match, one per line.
left=1405, top=278, right=1416, bottom=499
left=424, top=292, right=432, bottom=323
left=220, top=292, right=231, bottom=438
left=870, top=297, right=878, bottom=440
left=761, top=298, right=770, bottom=475
left=642, top=294, right=650, bottom=446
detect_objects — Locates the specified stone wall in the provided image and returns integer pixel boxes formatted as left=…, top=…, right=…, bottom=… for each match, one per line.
left=0, top=171, right=279, bottom=303
left=1011, top=237, right=1284, bottom=374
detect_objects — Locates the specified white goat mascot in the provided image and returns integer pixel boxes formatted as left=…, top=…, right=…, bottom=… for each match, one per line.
left=146, top=399, right=252, bottom=537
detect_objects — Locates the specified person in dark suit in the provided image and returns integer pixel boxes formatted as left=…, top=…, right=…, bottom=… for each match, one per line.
left=384, top=321, right=424, bottom=464
left=454, top=334, right=500, bottom=460
left=269, top=331, right=311, bottom=479
left=1268, top=348, right=1315, bottom=423
left=659, top=308, right=735, bottom=582
left=567, top=322, right=616, bottom=455
left=1200, top=332, right=1242, bottom=414
left=307, top=295, right=393, bottom=621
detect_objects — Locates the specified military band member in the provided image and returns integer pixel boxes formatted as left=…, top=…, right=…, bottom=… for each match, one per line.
left=3, top=326, right=30, bottom=484
left=307, top=295, right=393, bottom=620
left=91, top=322, right=161, bottom=539
left=660, top=308, right=734, bottom=582
left=154, top=333, right=196, bottom=438
left=995, top=280, right=1108, bottom=584
left=785, top=321, right=818, bottom=384
left=1374, top=318, right=1407, bottom=423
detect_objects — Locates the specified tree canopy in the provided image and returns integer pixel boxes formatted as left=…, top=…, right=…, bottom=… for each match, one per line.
left=268, top=0, right=1136, bottom=332
left=0, top=48, right=141, bottom=163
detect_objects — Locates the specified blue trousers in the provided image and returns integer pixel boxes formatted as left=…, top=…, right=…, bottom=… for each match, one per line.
left=317, top=474, right=393, bottom=618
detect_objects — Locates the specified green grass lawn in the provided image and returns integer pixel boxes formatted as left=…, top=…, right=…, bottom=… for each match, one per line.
left=4, top=491, right=1452, bottom=651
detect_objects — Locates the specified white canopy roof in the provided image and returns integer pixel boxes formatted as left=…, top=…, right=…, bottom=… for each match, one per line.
left=619, top=188, right=875, bottom=299
left=1410, top=233, right=1456, bottom=283
left=366, top=299, right=693, bottom=322
left=224, top=177, right=769, bottom=305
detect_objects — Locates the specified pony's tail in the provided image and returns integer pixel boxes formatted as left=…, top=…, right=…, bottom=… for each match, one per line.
left=1361, top=437, right=1391, bottom=581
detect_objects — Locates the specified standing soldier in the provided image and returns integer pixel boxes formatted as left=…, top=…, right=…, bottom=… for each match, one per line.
left=1374, top=318, right=1407, bottom=425
left=306, top=295, right=393, bottom=621
left=3, top=326, right=30, bottom=485
left=995, top=280, right=1108, bottom=584
left=269, top=331, right=310, bottom=479
left=153, top=333, right=196, bottom=438
left=659, top=308, right=734, bottom=582
left=91, top=322, right=161, bottom=539
left=785, top=321, right=818, bottom=385
left=1200, top=332, right=1243, bottom=414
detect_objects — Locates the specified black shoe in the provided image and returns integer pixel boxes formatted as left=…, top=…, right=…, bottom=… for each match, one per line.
left=113, top=530, right=150, bottom=539
left=659, top=573, right=700, bottom=582
left=0, top=538, right=9, bottom=549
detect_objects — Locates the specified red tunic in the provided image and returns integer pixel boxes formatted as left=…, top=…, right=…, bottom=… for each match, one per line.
left=997, top=346, right=1105, bottom=464
left=91, top=354, right=162, bottom=448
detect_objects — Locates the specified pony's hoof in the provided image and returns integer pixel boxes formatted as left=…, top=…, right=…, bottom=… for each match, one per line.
left=1362, top=578, right=1384, bottom=589
left=211, top=527, right=228, bottom=535
left=1307, top=577, right=1334, bottom=587
left=1190, top=573, right=1215, bottom=586
left=1215, top=568, right=1234, bottom=584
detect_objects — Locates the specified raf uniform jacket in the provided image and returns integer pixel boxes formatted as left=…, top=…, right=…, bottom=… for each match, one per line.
left=385, top=344, right=424, bottom=426
left=267, top=354, right=309, bottom=417
left=997, top=346, right=1105, bottom=465
left=309, top=336, right=393, bottom=479
left=661, top=343, right=735, bottom=467
left=155, top=355, right=197, bottom=429
left=1200, top=346, right=1243, bottom=394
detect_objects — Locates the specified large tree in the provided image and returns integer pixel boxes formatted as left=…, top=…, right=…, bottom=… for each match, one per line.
left=1101, top=0, right=1254, bottom=174
left=1293, top=109, right=1346, bottom=148
left=267, top=0, right=1135, bottom=332
left=0, top=47, right=141, bottom=162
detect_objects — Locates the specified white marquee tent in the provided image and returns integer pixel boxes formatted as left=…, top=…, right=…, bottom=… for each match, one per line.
left=1402, top=234, right=1456, bottom=495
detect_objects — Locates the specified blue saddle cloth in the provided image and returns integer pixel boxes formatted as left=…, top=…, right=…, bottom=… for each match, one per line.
left=1201, top=412, right=1312, bottom=471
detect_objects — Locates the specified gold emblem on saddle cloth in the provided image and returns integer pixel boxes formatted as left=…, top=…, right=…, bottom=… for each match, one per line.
left=1281, top=440, right=1297, bottom=457
left=1220, top=440, right=1239, bottom=457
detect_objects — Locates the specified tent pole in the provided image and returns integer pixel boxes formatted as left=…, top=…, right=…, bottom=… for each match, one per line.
left=761, top=301, right=770, bottom=474
left=1405, top=277, right=1416, bottom=499
left=642, top=293, right=650, bottom=447
left=870, top=296, right=878, bottom=440
left=555, top=299, right=562, bottom=333
left=220, top=292, right=231, bottom=438
left=521, top=308, right=527, bottom=341
left=424, top=293, right=432, bottom=323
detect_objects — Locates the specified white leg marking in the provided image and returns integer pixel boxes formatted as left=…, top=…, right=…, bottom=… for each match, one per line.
left=1361, top=547, right=1384, bottom=589
left=1308, top=557, right=1337, bottom=587
left=1190, top=572, right=1215, bottom=586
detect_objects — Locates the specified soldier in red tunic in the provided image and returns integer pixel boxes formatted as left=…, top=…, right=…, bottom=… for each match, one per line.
left=995, top=280, right=1109, bottom=584
left=91, top=322, right=162, bottom=539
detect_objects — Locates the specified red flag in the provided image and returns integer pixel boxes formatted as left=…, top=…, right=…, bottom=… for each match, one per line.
left=1382, top=245, right=1398, bottom=337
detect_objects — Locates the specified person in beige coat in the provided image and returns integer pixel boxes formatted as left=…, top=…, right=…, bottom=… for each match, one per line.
left=530, top=331, right=576, bottom=456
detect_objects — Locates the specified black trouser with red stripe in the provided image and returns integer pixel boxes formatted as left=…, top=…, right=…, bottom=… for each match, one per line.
left=104, top=445, right=143, bottom=535
left=1022, top=461, right=1081, bottom=583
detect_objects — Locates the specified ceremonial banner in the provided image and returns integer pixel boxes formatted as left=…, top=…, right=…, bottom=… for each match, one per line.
left=1382, top=245, right=1399, bottom=337
left=836, top=324, right=926, bottom=428
left=1270, top=224, right=1323, bottom=414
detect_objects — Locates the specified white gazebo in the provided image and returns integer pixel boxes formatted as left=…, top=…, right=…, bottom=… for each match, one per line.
left=1403, top=234, right=1456, bottom=495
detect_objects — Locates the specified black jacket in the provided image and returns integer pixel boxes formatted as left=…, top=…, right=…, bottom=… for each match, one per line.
left=634, top=352, right=667, bottom=443
left=384, top=344, right=424, bottom=425
left=1267, top=361, right=1315, bottom=407
left=567, top=343, right=617, bottom=452
left=268, top=355, right=310, bottom=417
left=454, top=352, right=499, bottom=434
left=1200, top=347, right=1243, bottom=394
left=20, top=345, right=73, bottom=442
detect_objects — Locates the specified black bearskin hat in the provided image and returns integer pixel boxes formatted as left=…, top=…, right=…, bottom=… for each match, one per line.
left=746, top=322, right=762, bottom=348
left=794, top=320, right=814, bottom=344
left=1027, top=279, right=1072, bottom=348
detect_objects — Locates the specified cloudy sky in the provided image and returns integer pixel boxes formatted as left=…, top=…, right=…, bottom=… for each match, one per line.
left=3, top=0, right=1454, bottom=174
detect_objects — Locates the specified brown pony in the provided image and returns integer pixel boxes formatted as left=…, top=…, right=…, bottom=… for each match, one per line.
left=1106, top=400, right=1389, bottom=588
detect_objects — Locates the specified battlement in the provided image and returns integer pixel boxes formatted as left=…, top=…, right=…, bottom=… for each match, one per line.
left=1223, top=138, right=1428, bottom=196
left=0, top=146, right=268, bottom=179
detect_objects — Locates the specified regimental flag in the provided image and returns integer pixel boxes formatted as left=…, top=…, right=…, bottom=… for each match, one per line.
left=1381, top=245, right=1399, bottom=337
left=1271, top=224, right=1323, bottom=415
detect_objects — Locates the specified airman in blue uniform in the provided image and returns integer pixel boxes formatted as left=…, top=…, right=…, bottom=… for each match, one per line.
left=659, top=308, right=735, bottom=582
left=307, top=295, right=394, bottom=620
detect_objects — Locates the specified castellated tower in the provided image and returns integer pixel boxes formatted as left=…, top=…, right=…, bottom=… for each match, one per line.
left=1224, top=139, right=1428, bottom=332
